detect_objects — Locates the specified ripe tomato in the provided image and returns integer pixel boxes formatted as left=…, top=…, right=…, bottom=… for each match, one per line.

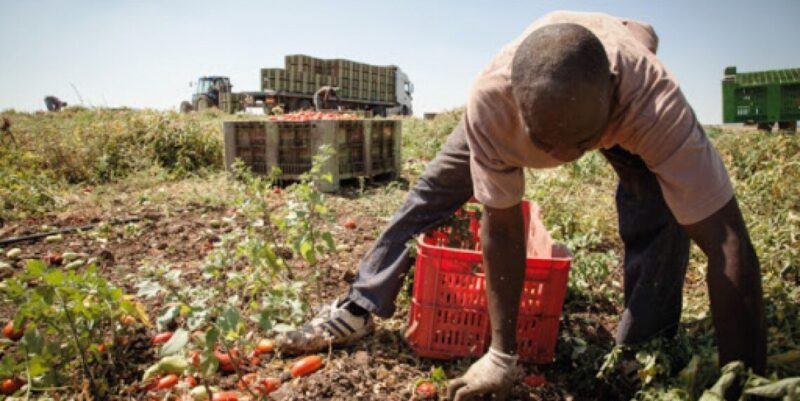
left=343, top=219, right=357, bottom=230
left=212, top=391, right=239, bottom=401
left=523, top=374, right=547, bottom=387
left=291, top=355, right=323, bottom=377
left=185, top=375, right=197, bottom=387
left=190, top=350, right=201, bottom=368
left=152, top=331, right=173, bottom=345
left=259, top=377, right=281, bottom=395
left=3, top=321, right=23, bottom=341
left=214, top=349, right=239, bottom=372
left=44, top=252, right=62, bottom=265
left=254, top=339, right=274, bottom=355
left=156, top=374, right=178, bottom=390
left=416, top=381, right=437, bottom=399
left=237, top=372, right=257, bottom=390
left=1, top=378, right=23, bottom=395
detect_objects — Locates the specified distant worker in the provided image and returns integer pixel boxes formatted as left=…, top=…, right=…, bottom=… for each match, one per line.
left=313, top=86, right=340, bottom=111
left=44, top=96, right=67, bottom=112
left=1, top=117, right=16, bottom=145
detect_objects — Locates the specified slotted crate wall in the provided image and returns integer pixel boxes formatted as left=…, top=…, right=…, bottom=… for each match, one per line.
left=223, top=119, right=401, bottom=192
left=261, top=55, right=398, bottom=104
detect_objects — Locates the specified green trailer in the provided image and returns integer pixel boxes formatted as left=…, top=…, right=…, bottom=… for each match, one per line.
left=722, top=66, right=800, bottom=131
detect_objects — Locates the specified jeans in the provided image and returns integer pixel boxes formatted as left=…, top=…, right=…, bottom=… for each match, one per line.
left=348, top=118, right=690, bottom=344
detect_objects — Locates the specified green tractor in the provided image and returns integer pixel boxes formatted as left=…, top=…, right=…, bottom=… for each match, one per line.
left=180, top=76, right=233, bottom=113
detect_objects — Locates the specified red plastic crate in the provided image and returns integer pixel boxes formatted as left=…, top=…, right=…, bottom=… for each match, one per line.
left=406, top=201, right=571, bottom=363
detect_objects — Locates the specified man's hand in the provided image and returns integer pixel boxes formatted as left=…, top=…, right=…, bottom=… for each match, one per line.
left=446, top=347, right=519, bottom=401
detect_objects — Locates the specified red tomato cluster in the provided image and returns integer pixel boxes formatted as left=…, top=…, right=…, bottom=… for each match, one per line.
left=144, top=333, right=326, bottom=400
left=268, top=111, right=361, bottom=122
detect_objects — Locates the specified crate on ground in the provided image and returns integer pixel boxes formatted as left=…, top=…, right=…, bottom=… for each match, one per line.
left=223, top=118, right=401, bottom=192
left=405, top=201, right=572, bottom=363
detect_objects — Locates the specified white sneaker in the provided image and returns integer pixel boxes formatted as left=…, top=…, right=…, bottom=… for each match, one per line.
left=275, top=298, right=374, bottom=354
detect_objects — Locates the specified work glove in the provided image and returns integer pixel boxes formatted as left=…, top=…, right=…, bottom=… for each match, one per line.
left=446, top=347, right=519, bottom=401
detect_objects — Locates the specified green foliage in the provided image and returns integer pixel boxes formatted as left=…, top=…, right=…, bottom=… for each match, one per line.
left=400, top=109, right=463, bottom=181
left=0, top=108, right=223, bottom=220
left=140, top=146, right=339, bottom=399
left=1, top=260, right=140, bottom=397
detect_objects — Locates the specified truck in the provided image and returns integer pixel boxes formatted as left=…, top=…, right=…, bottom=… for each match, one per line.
left=722, top=66, right=800, bottom=131
left=181, top=55, right=415, bottom=116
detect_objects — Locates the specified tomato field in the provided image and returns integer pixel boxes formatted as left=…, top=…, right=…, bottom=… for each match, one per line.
left=0, top=108, right=798, bottom=400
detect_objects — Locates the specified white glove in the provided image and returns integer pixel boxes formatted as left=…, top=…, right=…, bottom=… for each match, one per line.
left=446, top=347, right=519, bottom=401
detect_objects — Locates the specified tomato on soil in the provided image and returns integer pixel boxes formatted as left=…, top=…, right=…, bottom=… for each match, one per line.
left=254, top=339, right=274, bottom=355
left=119, top=315, right=136, bottom=326
left=237, top=373, right=257, bottom=390
left=523, top=374, right=547, bottom=387
left=144, top=375, right=160, bottom=391
left=416, top=381, right=437, bottom=399
left=1, top=378, right=23, bottom=395
left=3, top=321, right=23, bottom=341
left=44, top=252, right=62, bottom=266
left=291, top=355, right=323, bottom=377
left=343, top=219, right=357, bottom=229
left=152, top=331, right=173, bottom=345
left=259, top=377, right=281, bottom=395
left=214, top=349, right=239, bottom=372
left=156, top=374, right=178, bottom=390
left=212, top=391, right=239, bottom=401
left=190, top=350, right=200, bottom=368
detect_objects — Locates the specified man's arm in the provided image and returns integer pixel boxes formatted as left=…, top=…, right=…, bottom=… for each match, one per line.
left=447, top=203, right=526, bottom=401
left=682, top=196, right=767, bottom=373
left=482, top=203, right=527, bottom=353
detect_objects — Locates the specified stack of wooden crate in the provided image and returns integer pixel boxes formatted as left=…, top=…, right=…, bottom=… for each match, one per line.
left=261, top=55, right=397, bottom=102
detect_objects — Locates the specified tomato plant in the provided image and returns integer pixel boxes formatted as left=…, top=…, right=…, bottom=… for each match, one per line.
left=0, top=260, right=145, bottom=399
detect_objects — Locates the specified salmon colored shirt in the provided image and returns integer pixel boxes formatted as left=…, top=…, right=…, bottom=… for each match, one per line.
left=466, top=11, right=733, bottom=225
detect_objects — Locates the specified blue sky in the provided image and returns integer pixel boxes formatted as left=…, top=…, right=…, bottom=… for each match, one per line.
left=1, top=0, right=797, bottom=123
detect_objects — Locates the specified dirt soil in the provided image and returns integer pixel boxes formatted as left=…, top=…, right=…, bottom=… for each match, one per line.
left=0, top=188, right=624, bottom=401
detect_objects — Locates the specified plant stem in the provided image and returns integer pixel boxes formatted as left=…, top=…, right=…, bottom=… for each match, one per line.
left=56, top=290, right=100, bottom=400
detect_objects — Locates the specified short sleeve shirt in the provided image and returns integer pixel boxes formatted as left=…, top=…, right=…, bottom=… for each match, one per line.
left=466, top=10, right=733, bottom=225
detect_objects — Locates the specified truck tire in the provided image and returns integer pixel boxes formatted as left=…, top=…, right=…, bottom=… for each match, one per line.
left=373, top=106, right=387, bottom=117
left=757, top=122, right=773, bottom=132
left=180, top=101, right=193, bottom=114
left=196, top=95, right=212, bottom=111
left=401, top=106, right=410, bottom=116
left=777, top=121, right=797, bottom=132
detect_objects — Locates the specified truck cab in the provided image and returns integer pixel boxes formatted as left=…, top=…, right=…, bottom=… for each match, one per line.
left=389, top=69, right=414, bottom=116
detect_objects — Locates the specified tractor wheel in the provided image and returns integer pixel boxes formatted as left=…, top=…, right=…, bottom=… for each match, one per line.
left=196, top=95, right=211, bottom=111
left=297, top=99, right=313, bottom=111
left=179, top=101, right=193, bottom=114
left=756, top=122, right=773, bottom=132
left=777, top=121, right=797, bottom=133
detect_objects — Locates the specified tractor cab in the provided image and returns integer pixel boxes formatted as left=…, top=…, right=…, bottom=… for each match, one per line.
left=192, top=76, right=232, bottom=104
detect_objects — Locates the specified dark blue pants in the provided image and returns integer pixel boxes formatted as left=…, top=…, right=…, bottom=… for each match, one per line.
left=348, top=119, right=690, bottom=344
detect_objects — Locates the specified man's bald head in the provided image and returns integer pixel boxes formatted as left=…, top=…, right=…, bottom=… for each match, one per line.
left=511, top=23, right=612, bottom=162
